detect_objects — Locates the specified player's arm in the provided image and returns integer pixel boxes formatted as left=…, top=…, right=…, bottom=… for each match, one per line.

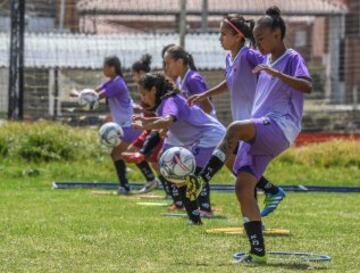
left=253, top=64, right=312, bottom=94
left=198, top=98, right=213, bottom=114
left=187, top=80, right=227, bottom=106
left=132, top=115, right=174, bottom=131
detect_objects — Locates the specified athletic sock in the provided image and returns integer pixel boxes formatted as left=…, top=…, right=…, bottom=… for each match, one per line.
left=114, top=160, right=130, bottom=191
left=170, top=183, right=184, bottom=208
left=178, top=186, right=201, bottom=224
left=139, top=131, right=161, bottom=156
left=198, top=181, right=212, bottom=212
left=136, top=161, right=155, bottom=182
left=158, top=174, right=171, bottom=196
left=256, top=176, right=279, bottom=194
left=199, top=149, right=226, bottom=183
left=243, top=220, right=265, bottom=256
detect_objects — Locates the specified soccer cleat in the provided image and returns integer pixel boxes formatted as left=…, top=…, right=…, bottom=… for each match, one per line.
left=187, top=219, right=203, bottom=225
left=138, top=179, right=159, bottom=194
left=234, top=253, right=267, bottom=264
left=117, top=186, right=131, bottom=195
left=185, top=175, right=204, bottom=201
left=167, top=203, right=184, bottom=211
left=261, top=187, right=286, bottom=217
left=122, top=152, right=146, bottom=164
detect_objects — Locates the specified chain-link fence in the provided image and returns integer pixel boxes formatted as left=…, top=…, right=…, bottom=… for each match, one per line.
left=0, top=0, right=359, bottom=131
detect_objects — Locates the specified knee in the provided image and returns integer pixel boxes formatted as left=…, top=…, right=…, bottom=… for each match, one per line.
left=227, top=121, right=242, bottom=137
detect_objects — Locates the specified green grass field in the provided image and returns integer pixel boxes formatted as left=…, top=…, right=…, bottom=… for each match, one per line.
left=0, top=122, right=360, bottom=272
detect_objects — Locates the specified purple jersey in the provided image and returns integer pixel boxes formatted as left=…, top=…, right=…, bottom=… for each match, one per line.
left=251, top=49, right=311, bottom=144
left=156, top=94, right=225, bottom=148
left=99, top=76, right=134, bottom=127
left=176, top=69, right=216, bottom=117
left=225, top=47, right=264, bottom=120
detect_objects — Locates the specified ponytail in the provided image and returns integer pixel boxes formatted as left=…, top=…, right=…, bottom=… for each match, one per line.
left=223, top=15, right=256, bottom=47
left=166, top=45, right=198, bottom=71
left=256, top=6, right=286, bottom=40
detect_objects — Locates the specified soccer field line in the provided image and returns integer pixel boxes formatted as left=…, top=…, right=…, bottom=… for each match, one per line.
left=52, top=181, right=360, bottom=193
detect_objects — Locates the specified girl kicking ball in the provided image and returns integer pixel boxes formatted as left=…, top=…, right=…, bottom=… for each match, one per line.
left=186, top=7, right=312, bottom=263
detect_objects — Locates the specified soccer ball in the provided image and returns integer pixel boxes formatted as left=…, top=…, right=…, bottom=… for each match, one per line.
left=99, top=122, right=124, bottom=148
left=159, top=147, right=196, bottom=184
left=78, top=89, right=99, bottom=110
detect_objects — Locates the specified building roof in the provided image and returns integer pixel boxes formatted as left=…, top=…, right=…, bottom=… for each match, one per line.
left=77, top=0, right=347, bottom=16
left=0, top=32, right=226, bottom=69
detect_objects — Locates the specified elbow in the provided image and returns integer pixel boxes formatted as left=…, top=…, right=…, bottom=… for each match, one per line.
left=305, top=82, right=313, bottom=94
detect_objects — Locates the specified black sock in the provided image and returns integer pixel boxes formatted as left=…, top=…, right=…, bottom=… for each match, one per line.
left=136, top=161, right=155, bottom=182
left=139, top=131, right=161, bottom=156
left=243, top=221, right=265, bottom=256
left=114, top=160, right=129, bottom=190
left=256, top=176, right=279, bottom=194
left=158, top=175, right=171, bottom=196
left=200, top=149, right=225, bottom=183
left=170, top=183, right=184, bottom=208
left=198, top=181, right=212, bottom=212
left=178, top=186, right=201, bottom=224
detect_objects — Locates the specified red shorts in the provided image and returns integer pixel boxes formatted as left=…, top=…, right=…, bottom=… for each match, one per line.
left=132, top=131, right=164, bottom=162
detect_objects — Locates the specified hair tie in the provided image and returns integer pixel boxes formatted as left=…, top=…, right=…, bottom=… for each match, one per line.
left=224, top=18, right=244, bottom=38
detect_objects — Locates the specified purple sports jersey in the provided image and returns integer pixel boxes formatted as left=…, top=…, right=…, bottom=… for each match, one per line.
left=225, top=47, right=264, bottom=121
left=99, top=76, right=134, bottom=127
left=156, top=94, right=225, bottom=148
left=233, top=49, right=310, bottom=179
left=251, top=49, right=311, bottom=144
left=176, top=69, right=216, bottom=117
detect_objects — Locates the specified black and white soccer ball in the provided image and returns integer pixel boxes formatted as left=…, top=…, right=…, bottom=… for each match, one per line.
left=159, top=147, right=196, bottom=184
left=99, top=122, right=124, bottom=149
left=78, top=89, right=99, bottom=110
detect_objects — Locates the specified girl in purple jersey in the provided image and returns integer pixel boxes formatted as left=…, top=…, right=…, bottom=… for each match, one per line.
left=188, top=15, right=286, bottom=216
left=163, top=45, right=215, bottom=115
left=132, top=72, right=226, bottom=224
left=97, top=56, right=142, bottom=195
left=186, top=7, right=312, bottom=263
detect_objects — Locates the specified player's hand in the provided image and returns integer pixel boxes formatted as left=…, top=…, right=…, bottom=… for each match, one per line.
left=187, top=94, right=206, bottom=106
left=132, top=114, right=145, bottom=122
left=252, top=64, right=280, bottom=77
left=131, top=121, right=144, bottom=130
left=70, top=89, right=80, bottom=97
left=131, top=116, right=145, bottom=129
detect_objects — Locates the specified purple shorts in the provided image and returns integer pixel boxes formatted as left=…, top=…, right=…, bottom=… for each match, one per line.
left=162, top=144, right=215, bottom=169
left=122, top=127, right=142, bottom=144
left=233, top=117, right=289, bottom=180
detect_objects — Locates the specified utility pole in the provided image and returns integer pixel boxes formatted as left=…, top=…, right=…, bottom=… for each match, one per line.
left=179, top=0, right=187, bottom=48
left=201, top=0, right=208, bottom=32
left=8, top=0, right=25, bottom=120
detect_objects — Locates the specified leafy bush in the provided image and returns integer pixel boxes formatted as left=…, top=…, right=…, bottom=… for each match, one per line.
left=277, top=140, right=360, bottom=168
left=0, top=121, right=104, bottom=162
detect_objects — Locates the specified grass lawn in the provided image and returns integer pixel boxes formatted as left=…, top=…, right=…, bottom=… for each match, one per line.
left=0, top=123, right=359, bottom=272
left=0, top=161, right=359, bottom=272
